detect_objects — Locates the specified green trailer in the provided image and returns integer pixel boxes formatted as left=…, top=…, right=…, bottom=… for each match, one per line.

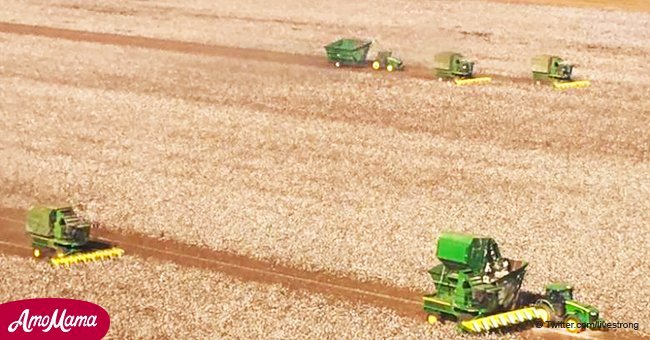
left=324, top=38, right=372, bottom=68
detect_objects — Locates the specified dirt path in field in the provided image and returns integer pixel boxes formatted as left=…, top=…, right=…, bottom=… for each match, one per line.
left=491, top=0, right=650, bottom=12
left=0, top=207, right=421, bottom=319
left=0, top=207, right=643, bottom=339
left=0, top=22, right=529, bottom=85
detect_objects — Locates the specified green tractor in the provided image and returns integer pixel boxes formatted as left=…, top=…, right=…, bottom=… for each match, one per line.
left=433, top=52, right=491, bottom=85
left=534, top=283, right=605, bottom=333
left=26, top=205, right=124, bottom=267
left=531, top=55, right=590, bottom=89
left=423, top=232, right=528, bottom=324
left=371, top=51, right=404, bottom=72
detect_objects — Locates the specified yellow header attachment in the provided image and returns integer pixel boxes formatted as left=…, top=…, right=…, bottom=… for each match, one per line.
left=454, top=77, right=492, bottom=86
left=553, top=80, right=591, bottom=90
left=459, top=307, right=549, bottom=333
left=50, top=248, right=125, bottom=267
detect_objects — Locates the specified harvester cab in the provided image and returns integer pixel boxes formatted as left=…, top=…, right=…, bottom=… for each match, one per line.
left=531, top=55, right=590, bottom=89
left=26, top=205, right=124, bottom=267
left=372, top=51, right=404, bottom=72
left=434, top=52, right=491, bottom=85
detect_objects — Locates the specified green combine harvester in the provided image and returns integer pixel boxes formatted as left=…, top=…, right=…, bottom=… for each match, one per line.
left=433, top=52, right=491, bottom=85
left=324, top=38, right=404, bottom=71
left=531, top=55, right=590, bottom=90
left=424, top=232, right=605, bottom=334
left=26, top=205, right=124, bottom=267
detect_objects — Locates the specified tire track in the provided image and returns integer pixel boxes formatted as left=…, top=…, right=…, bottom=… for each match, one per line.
left=0, top=21, right=528, bottom=84
left=0, top=208, right=423, bottom=320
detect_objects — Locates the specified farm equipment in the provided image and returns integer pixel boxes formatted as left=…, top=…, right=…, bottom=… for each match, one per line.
left=433, top=52, right=491, bottom=85
left=324, top=38, right=404, bottom=71
left=532, top=283, right=605, bottom=333
left=531, top=55, right=590, bottom=90
left=371, top=51, right=404, bottom=72
left=26, top=205, right=124, bottom=267
left=423, top=232, right=605, bottom=334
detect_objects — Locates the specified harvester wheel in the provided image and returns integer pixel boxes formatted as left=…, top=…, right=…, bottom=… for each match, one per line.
left=372, top=61, right=381, bottom=70
left=387, top=64, right=394, bottom=72
left=437, top=77, right=443, bottom=82
left=564, top=315, right=583, bottom=333
left=32, top=248, right=41, bottom=258
left=427, top=313, right=441, bottom=324
left=335, top=62, right=341, bottom=68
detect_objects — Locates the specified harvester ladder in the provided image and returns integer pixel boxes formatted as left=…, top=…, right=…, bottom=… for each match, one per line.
left=459, top=307, right=549, bottom=333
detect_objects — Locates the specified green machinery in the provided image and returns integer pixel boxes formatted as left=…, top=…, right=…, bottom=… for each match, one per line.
left=433, top=52, right=491, bottom=85
left=423, top=232, right=528, bottom=324
left=531, top=55, right=590, bottom=89
left=424, top=232, right=605, bottom=334
left=324, top=38, right=404, bottom=71
left=533, top=283, right=605, bottom=333
left=26, top=205, right=124, bottom=267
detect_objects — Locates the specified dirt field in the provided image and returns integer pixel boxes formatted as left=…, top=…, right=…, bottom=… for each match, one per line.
left=0, top=254, right=453, bottom=339
left=0, top=0, right=648, bottom=338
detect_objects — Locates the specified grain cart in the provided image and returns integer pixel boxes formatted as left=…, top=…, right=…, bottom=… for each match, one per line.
left=324, top=38, right=404, bottom=71
left=433, top=52, right=491, bottom=85
left=26, top=205, right=124, bottom=267
left=531, top=55, right=590, bottom=90
left=533, top=283, right=606, bottom=333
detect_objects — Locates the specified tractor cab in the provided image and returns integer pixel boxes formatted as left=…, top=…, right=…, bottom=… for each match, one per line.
left=434, top=52, right=476, bottom=79
left=449, top=54, right=474, bottom=78
left=548, top=57, right=573, bottom=80
left=544, top=282, right=573, bottom=315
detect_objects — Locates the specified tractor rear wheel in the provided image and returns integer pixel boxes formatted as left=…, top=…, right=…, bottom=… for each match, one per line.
left=564, top=315, right=584, bottom=333
left=372, top=61, right=381, bottom=70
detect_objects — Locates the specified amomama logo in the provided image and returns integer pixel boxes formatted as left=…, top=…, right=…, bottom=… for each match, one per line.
left=0, top=298, right=110, bottom=339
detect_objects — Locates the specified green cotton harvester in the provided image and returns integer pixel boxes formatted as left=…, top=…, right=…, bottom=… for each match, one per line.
left=423, top=232, right=534, bottom=328
left=26, top=205, right=124, bottom=267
